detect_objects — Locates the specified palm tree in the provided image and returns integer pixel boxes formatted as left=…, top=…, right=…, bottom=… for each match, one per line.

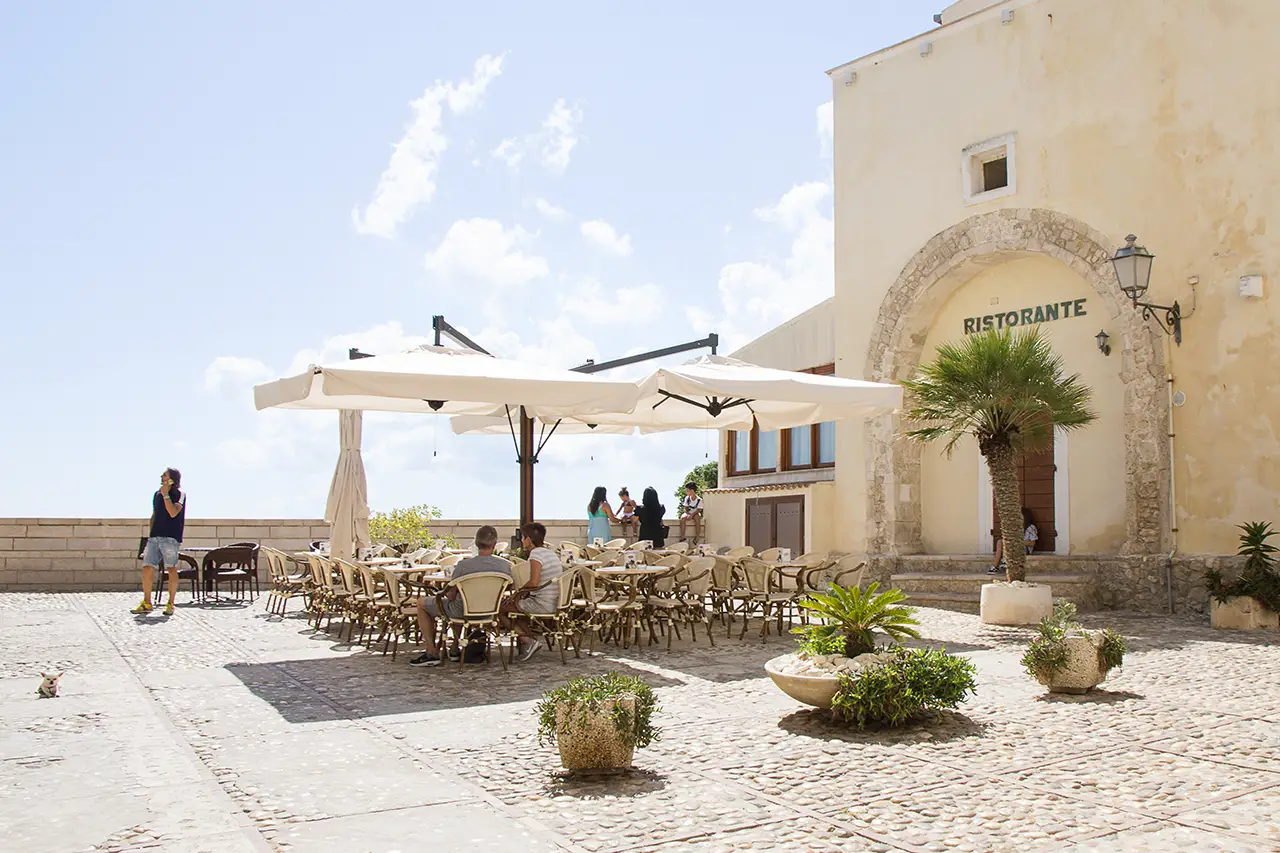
left=901, top=327, right=1096, bottom=582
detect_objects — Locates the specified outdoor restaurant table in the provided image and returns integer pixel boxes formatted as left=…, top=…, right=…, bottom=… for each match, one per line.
left=359, top=557, right=407, bottom=566
left=593, top=565, right=677, bottom=645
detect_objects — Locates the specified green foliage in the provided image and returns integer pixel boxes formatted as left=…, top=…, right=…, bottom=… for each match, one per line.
left=792, top=629, right=847, bottom=657
left=535, top=672, right=661, bottom=750
left=1020, top=601, right=1126, bottom=683
left=367, top=504, right=447, bottom=551
left=798, top=582, right=922, bottom=657
left=901, top=327, right=1096, bottom=458
left=830, top=647, right=977, bottom=729
left=1205, top=522, right=1280, bottom=612
left=674, top=460, right=718, bottom=503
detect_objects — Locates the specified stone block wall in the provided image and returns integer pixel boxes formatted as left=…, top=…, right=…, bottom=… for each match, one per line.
left=0, top=518, right=590, bottom=592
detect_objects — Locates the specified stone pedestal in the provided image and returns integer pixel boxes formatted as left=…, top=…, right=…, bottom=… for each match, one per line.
left=980, top=582, right=1053, bottom=625
left=1210, top=596, right=1280, bottom=631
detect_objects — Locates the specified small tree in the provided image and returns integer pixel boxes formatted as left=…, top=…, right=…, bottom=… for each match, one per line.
left=367, top=504, right=444, bottom=550
left=902, top=328, right=1095, bottom=582
left=675, top=460, right=718, bottom=503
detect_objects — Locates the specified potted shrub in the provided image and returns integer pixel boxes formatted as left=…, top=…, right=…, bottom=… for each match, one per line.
left=1205, top=522, right=1280, bottom=631
left=535, top=672, right=660, bottom=772
left=1021, top=602, right=1126, bottom=694
left=765, top=583, right=922, bottom=709
left=831, top=647, right=977, bottom=728
left=902, top=328, right=1096, bottom=625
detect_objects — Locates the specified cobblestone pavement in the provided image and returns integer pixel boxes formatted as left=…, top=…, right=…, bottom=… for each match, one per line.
left=1, top=591, right=1277, bottom=852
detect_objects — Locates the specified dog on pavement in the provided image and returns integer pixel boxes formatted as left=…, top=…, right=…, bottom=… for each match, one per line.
left=36, top=672, right=63, bottom=698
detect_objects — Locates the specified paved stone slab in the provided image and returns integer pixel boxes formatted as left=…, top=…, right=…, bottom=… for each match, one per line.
left=271, top=802, right=561, bottom=853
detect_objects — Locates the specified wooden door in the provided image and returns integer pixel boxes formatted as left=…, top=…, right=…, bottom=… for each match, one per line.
left=992, top=448, right=1056, bottom=552
left=746, top=500, right=774, bottom=554
left=775, top=498, right=805, bottom=556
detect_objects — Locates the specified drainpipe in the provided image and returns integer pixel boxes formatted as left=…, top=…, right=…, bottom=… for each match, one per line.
left=1166, top=370, right=1176, bottom=615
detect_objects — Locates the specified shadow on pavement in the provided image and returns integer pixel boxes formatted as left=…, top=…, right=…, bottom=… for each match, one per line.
left=777, top=707, right=988, bottom=746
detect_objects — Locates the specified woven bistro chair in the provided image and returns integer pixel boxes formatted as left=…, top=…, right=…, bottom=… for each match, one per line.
left=559, top=542, right=588, bottom=560
left=581, top=566, right=645, bottom=650
left=828, top=556, right=868, bottom=591
left=378, top=568, right=421, bottom=661
left=356, top=565, right=397, bottom=649
left=644, top=557, right=688, bottom=651
left=737, top=557, right=796, bottom=642
left=631, top=540, right=653, bottom=551
left=200, top=545, right=260, bottom=602
left=516, top=567, right=586, bottom=664
left=757, top=547, right=784, bottom=563
left=724, top=545, right=755, bottom=560
left=305, top=553, right=342, bottom=631
left=438, top=571, right=512, bottom=671
left=602, top=538, right=628, bottom=550
left=678, top=556, right=717, bottom=645
left=261, top=547, right=308, bottom=617
left=332, top=558, right=372, bottom=644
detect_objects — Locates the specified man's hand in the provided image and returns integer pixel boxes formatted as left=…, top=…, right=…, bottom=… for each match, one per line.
left=160, top=481, right=172, bottom=497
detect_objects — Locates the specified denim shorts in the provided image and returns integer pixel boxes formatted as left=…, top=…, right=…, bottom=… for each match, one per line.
left=143, top=536, right=181, bottom=568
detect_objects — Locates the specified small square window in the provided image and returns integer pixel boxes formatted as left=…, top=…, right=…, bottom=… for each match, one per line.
left=962, top=133, right=1016, bottom=204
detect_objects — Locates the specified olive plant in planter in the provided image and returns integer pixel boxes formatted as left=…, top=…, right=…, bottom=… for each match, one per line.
left=1021, top=602, right=1126, bottom=694
left=535, top=672, right=660, bottom=772
left=1205, top=522, right=1280, bottom=631
left=902, top=328, right=1096, bottom=625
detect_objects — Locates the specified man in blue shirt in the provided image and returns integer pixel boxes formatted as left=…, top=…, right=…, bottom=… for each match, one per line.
left=133, top=468, right=187, bottom=616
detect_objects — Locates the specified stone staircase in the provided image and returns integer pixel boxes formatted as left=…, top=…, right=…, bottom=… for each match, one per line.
left=888, top=556, right=1098, bottom=614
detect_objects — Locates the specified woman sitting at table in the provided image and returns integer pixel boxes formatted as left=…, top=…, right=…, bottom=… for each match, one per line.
left=500, top=522, right=563, bottom=662
left=636, top=486, right=666, bottom=549
left=586, top=486, right=618, bottom=545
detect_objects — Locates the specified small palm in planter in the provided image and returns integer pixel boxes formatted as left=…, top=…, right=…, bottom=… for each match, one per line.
left=1021, top=602, right=1126, bottom=694
left=535, top=672, right=660, bottom=772
left=1205, top=522, right=1280, bottom=630
left=798, top=582, right=922, bottom=657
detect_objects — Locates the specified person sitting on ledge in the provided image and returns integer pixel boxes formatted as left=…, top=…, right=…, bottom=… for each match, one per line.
left=989, top=508, right=1039, bottom=575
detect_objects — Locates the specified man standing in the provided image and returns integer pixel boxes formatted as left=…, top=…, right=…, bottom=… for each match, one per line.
left=132, top=468, right=186, bottom=616
left=410, top=525, right=510, bottom=667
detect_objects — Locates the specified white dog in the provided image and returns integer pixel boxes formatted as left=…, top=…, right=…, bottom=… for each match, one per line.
left=36, top=672, right=63, bottom=698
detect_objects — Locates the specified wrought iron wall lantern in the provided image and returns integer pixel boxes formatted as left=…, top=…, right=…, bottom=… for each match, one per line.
left=1111, top=235, right=1182, bottom=344
left=1095, top=329, right=1111, bottom=356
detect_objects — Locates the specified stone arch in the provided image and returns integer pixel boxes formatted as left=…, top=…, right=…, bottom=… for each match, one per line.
left=862, top=208, right=1168, bottom=556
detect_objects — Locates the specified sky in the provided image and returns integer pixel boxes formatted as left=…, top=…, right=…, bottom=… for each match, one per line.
left=1, top=1, right=942, bottom=521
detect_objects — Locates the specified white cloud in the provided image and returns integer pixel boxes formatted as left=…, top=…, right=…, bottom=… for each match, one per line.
left=559, top=279, right=662, bottom=326
left=817, top=100, right=833, bottom=158
left=532, top=197, right=570, bottom=221
left=579, top=219, right=633, bottom=256
left=422, top=218, right=549, bottom=288
left=691, top=181, right=833, bottom=353
left=492, top=98, right=584, bottom=174
left=203, top=356, right=273, bottom=392
left=351, top=54, right=504, bottom=238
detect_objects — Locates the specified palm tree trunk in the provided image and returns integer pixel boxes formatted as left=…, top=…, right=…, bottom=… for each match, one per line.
left=986, top=444, right=1028, bottom=583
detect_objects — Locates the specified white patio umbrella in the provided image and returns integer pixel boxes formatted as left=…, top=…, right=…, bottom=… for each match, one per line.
left=523, top=355, right=903, bottom=433
left=450, top=412, right=635, bottom=436
left=324, top=410, right=369, bottom=560
left=253, top=345, right=639, bottom=416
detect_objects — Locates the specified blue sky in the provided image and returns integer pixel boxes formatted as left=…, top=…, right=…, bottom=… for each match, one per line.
left=1, top=1, right=940, bottom=521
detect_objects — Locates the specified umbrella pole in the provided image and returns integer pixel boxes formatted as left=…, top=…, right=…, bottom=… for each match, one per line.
left=519, top=406, right=535, bottom=528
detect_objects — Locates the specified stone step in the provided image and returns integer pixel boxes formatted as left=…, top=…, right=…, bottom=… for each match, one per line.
left=893, top=573, right=1097, bottom=613
left=901, top=591, right=981, bottom=614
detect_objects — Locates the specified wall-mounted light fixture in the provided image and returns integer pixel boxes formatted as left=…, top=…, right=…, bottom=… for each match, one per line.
left=1111, top=234, right=1183, bottom=345
left=1095, top=329, right=1111, bottom=356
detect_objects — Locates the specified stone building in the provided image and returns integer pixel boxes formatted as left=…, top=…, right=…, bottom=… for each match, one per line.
left=703, top=0, right=1278, bottom=612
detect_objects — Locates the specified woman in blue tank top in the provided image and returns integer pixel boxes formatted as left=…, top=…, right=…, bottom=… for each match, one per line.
left=586, top=486, right=618, bottom=544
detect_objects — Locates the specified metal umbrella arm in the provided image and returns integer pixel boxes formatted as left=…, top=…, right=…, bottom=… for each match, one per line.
left=653, top=390, right=755, bottom=418
left=501, top=404, right=567, bottom=463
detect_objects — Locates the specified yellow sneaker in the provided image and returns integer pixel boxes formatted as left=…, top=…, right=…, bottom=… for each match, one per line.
left=163, top=602, right=175, bottom=616
left=130, top=600, right=153, bottom=614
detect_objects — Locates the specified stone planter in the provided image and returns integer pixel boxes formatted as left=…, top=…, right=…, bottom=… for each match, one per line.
left=553, top=696, right=636, bottom=771
left=980, top=581, right=1053, bottom=626
left=764, top=655, right=840, bottom=709
left=1035, top=633, right=1111, bottom=694
left=1210, top=596, right=1280, bottom=631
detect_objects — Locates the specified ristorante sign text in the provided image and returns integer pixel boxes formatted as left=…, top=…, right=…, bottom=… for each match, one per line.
left=964, top=299, right=1088, bottom=334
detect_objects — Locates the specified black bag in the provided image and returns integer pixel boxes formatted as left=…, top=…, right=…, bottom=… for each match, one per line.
left=463, top=628, right=488, bottom=663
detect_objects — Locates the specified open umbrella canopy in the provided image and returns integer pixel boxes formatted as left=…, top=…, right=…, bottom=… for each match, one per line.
left=450, top=412, right=635, bottom=436
left=527, top=355, right=903, bottom=433
left=253, top=345, right=641, bottom=416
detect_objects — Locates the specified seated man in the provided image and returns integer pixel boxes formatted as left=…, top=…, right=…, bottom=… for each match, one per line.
left=677, top=481, right=703, bottom=543
left=499, top=521, right=564, bottom=662
left=410, top=525, right=510, bottom=667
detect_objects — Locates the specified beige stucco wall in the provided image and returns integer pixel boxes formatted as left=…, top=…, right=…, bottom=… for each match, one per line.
left=702, top=482, right=839, bottom=555
left=731, top=298, right=835, bottom=371
left=829, top=0, right=1280, bottom=557
left=917, top=255, right=1126, bottom=554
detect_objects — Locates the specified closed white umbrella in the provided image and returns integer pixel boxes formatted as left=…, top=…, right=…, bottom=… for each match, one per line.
left=527, top=355, right=902, bottom=433
left=324, top=410, right=369, bottom=560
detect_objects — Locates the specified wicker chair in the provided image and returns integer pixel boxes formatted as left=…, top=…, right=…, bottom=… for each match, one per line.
left=678, top=556, right=717, bottom=645
left=737, top=557, right=796, bottom=642
left=439, top=571, right=512, bottom=671
left=261, top=547, right=309, bottom=616
left=200, top=545, right=260, bottom=602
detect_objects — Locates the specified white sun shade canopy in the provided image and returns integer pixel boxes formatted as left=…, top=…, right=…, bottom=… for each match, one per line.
left=527, top=355, right=903, bottom=433
left=253, top=345, right=642, bottom=416
left=450, top=412, right=636, bottom=436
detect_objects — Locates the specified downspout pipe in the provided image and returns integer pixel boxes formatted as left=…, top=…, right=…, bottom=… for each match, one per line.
left=1166, top=370, right=1176, bottom=615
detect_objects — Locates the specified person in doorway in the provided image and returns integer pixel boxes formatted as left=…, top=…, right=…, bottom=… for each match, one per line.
left=989, top=508, right=1039, bottom=575
left=678, top=481, right=704, bottom=543
left=132, top=468, right=186, bottom=616
left=410, top=525, right=510, bottom=667
left=499, top=522, right=564, bottom=662
left=586, top=486, right=618, bottom=545
left=616, top=487, right=638, bottom=534
left=637, top=486, right=667, bottom=549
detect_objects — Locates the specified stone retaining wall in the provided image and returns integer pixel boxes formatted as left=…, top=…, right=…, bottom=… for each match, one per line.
left=0, top=518, right=590, bottom=592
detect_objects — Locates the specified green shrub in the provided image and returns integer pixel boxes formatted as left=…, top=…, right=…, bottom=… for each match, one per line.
left=798, top=582, right=922, bottom=657
left=535, top=672, right=661, bottom=750
left=368, top=504, right=447, bottom=550
left=1205, top=521, right=1280, bottom=612
left=793, top=629, right=847, bottom=657
left=1020, top=601, right=1126, bottom=682
left=830, top=647, right=976, bottom=729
